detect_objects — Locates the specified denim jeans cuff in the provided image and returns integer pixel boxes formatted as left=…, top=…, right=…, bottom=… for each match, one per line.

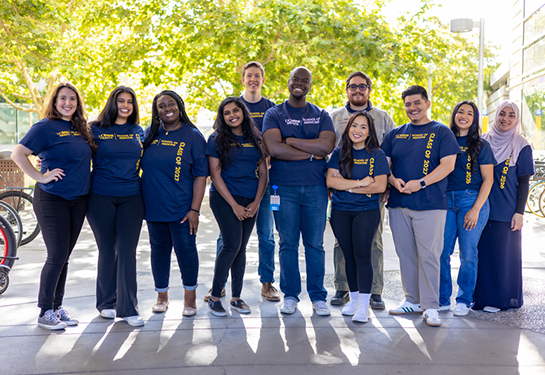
left=184, top=284, right=198, bottom=291
left=155, top=286, right=169, bottom=293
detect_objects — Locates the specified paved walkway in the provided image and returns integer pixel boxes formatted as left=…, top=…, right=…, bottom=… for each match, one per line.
left=1, top=193, right=545, bottom=374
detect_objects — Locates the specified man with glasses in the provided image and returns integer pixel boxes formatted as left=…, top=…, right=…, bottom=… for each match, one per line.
left=329, top=71, right=395, bottom=309
left=262, top=67, right=336, bottom=316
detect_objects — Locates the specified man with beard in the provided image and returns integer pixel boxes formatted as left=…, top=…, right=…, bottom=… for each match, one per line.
left=329, top=71, right=395, bottom=310
left=262, top=67, right=336, bottom=316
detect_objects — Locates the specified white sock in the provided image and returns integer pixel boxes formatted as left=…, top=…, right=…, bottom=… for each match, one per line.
left=350, top=292, right=359, bottom=303
left=359, top=293, right=371, bottom=307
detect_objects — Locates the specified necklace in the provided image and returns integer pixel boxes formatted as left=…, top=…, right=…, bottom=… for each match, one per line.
left=162, top=121, right=182, bottom=135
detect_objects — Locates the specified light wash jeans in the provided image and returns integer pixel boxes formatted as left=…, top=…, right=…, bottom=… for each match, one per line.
left=440, top=190, right=490, bottom=307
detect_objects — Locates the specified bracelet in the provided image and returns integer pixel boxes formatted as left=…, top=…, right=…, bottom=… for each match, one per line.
left=190, top=208, right=200, bottom=215
left=356, top=179, right=361, bottom=188
left=348, top=189, right=353, bottom=193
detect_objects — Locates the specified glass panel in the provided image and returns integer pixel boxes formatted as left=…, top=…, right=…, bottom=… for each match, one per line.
left=0, top=103, right=17, bottom=145
left=524, top=3, right=545, bottom=42
left=522, top=77, right=545, bottom=150
left=523, top=36, right=545, bottom=74
left=525, top=0, right=545, bottom=18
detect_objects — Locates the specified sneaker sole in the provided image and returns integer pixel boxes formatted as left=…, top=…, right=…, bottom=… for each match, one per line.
left=231, top=307, right=251, bottom=314
left=330, top=299, right=349, bottom=306
left=370, top=302, right=386, bottom=310
left=38, top=322, right=67, bottom=330
left=352, top=317, right=369, bottom=323
left=453, top=310, right=470, bottom=316
left=280, top=308, right=296, bottom=314
left=209, top=309, right=228, bottom=317
left=423, top=316, right=441, bottom=327
left=313, top=309, right=331, bottom=316
left=61, top=320, right=79, bottom=326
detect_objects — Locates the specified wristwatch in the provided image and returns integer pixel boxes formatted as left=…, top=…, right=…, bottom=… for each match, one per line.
left=419, top=178, right=426, bottom=189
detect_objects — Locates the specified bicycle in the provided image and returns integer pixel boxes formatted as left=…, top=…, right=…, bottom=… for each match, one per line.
left=0, top=214, right=18, bottom=294
left=0, top=187, right=40, bottom=246
left=526, top=160, right=545, bottom=218
left=0, top=200, right=23, bottom=248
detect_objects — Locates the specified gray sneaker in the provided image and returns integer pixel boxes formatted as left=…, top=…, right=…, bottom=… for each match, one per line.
left=55, top=306, right=79, bottom=326
left=280, top=298, right=298, bottom=314
left=312, top=300, right=331, bottom=316
left=38, top=309, right=67, bottom=330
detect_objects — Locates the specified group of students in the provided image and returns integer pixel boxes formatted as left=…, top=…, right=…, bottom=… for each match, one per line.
left=10, top=61, right=533, bottom=330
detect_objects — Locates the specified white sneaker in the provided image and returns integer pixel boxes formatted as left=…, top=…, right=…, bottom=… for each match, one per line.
left=280, top=298, right=297, bottom=314
left=352, top=305, right=370, bottom=323
left=438, top=304, right=451, bottom=312
left=341, top=300, right=358, bottom=316
left=100, top=309, right=116, bottom=319
left=123, top=315, right=144, bottom=327
left=453, top=303, right=470, bottom=316
left=389, top=300, right=423, bottom=315
left=312, top=300, right=331, bottom=316
left=423, top=309, right=441, bottom=327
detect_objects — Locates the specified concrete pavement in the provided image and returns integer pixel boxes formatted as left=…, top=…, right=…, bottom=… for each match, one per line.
left=1, top=192, right=545, bottom=374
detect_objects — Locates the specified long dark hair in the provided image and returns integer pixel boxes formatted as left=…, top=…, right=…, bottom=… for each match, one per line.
left=338, top=111, right=380, bottom=179
left=212, top=97, right=266, bottom=169
left=144, top=90, right=196, bottom=148
left=91, top=86, right=140, bottom=128
left=450, top=101, right=482, bottom=174
left=44, top=82, right=97, bottom=153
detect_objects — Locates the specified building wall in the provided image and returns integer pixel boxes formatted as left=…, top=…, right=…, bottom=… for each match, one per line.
left=488, top=0, right=545, bottom=151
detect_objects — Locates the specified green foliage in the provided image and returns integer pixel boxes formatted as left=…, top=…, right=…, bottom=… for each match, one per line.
left=0, top=0, right=497, bottom=126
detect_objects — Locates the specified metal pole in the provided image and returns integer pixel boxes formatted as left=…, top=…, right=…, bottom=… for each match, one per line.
left=477, top=18, right=485, bottom=123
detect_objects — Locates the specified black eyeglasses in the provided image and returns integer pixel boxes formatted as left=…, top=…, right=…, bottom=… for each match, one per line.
left=347, top=84, right=369, bottom=91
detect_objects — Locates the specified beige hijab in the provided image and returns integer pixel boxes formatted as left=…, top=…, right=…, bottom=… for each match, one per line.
left=483, top=101, right=530, bottom=166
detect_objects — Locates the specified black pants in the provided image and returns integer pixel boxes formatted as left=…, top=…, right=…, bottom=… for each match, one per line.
left=210, top=191, right=257, bottom=299
left=330, top=208, right=380, bottom=293
left=87, top=192, right=144, bottom=317
left=34, top=185, right=88, bottom=310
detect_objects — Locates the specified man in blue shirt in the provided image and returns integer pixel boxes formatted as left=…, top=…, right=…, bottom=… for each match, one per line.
left=381, top=85, right=460, bottom=327
left=262, top=67, right=336, bottom=316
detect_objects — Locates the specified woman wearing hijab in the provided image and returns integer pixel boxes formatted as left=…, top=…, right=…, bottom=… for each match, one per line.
left=473, top=101, right=534, bottom=312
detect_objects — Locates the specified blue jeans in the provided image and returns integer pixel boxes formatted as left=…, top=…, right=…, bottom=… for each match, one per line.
left=147, top=220, right=199, bottom=292
left=440, top=190, right=490, bottom=307
left=273, top=185, right=328, bottom=302
left=215, top=186, right=276, bottom=283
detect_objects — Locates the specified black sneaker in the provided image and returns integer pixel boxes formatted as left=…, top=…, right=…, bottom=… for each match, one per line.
left=208, top=299, right=228, bottom=317
left=370, top=294, right=386, bottom=310
left=230, top=299, right=251, bottom=314
left=330, top=290, right=350, bottom=306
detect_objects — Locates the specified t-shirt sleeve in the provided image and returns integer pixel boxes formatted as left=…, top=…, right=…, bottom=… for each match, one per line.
left=380, top=129, right=393, bottom=157
left=262, top=109, right=279, bottom=134
left=136, top=126, right=145, bottom=140
left=206, top=133, right=219, bottom=158
left=191, top=131, right=209, bottom=177
left=327, top=148, right=340, bottom=170
left=372, top=149, right=390, bottom=176
left=438, top=127, right=462, bottom=159
left=19, top=123, right=49, bottom=154
left=516, top=145, right=534, bottom=177
left=320, top=111, right=335, bottom=133
left=478, top=139, right=496, bottom=165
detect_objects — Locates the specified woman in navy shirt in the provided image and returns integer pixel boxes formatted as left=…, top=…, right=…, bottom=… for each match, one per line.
left=141, top=91, right=208, bottom=317
left=206, top=97, right=267, bottom=316
left=87, top=86, right=145, bottom=326
left=11, top=83, right=96, bottom=330
left=326, top=111, right=389, bottom=323
left=439, top=101, right=495, bottom=316
left=473, top=101, right=534, bottom=312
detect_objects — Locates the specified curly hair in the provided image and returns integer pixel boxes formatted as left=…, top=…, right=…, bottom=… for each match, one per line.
left=144, top=90, right=195, bottom=149
left=212, top=97, right=266, bottom=169
left=44, top=82, right=97, bottom=153
left=91, top=86, right=140, bottom=128
left=450, top=101, right=482, bottom=174
left=338, top=111, right=380, bottom=179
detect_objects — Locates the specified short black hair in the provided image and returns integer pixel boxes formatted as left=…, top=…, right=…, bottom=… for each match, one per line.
left=346, top=71, right=372, bottom=90
left=402, top=85, right=428, bottom=101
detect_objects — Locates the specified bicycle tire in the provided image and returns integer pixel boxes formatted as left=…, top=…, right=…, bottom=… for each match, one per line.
left=0, top=191, right=40, bottom=246
left=0, top=214, right=17, bottom=270
left=0, top=268, right=9, bottom=295
left=539, top=187, right=545, bottom=218
left=0, top=201, right=23, bottom=248
left=527, top=181, right=545, bottom=218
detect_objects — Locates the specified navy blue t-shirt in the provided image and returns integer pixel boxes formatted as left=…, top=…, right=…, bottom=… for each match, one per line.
left=240, top=96, right=275, bottom=131
left=488, top=145, right=534, bottom=222
left=262, top=101, right=335, bottom=187
left=447, top=136, right=496, bottom=192
left=381, top=121, right=460, bottom=210
left=207, top=133, right=262, bottom=199
left=91, top=123, right=144, bottom=197
left=141, top=124, right=209, bottom=222
left=19, top=118, right=92, bottom=200
left=327, top=147, right=390, bottom=211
